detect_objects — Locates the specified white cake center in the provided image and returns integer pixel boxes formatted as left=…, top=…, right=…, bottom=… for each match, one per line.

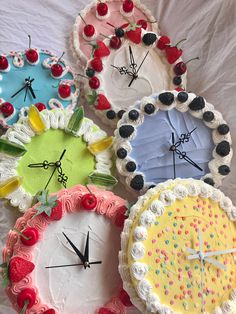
left=102, top=40, right=172, bottom=110
left=33, top=211, right=121, bottom=313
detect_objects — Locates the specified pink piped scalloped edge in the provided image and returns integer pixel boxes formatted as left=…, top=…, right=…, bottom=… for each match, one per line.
left=71, top=0, right=159, bottom=65
left=2, top=184, right=131, bottom=314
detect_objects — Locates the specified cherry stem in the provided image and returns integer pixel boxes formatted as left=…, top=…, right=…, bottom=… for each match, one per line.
left=185, top=57, right=200, bottom=64
left=77, top=73, right=89, bottom=80
left=28, top=35, right=31, bottom=49
left=175, top=38, right=187, bottom=48
left=106, top=22, right=116, bottom=29
left=57, top=52, right=65, bottom=64
left=20, top=300, right=29, bottom=314
left=12, top=228, right=31, bottom=240
left=85, top=184, right=94, bottom=196
left=78, top=13, right=87, bottom=25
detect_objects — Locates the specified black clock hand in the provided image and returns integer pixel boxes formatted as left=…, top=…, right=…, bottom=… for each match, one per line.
left=169, top=132, right=176, bottom=179
left=44, top=149, right=66, bottom=190
left=128, top=51, right=149, bottom=87
left=24, top=85, right=29, bottom=102
left=28, top=85, right=36, bottom=99
left=110, top=65, right=133, bottom=76
left=175, top=149, right=203, bottom=171
left=175, top=127, right=197, bottom=148
left=84, top=231, right=90, bottom=269
left=62, top=232, right=86, bottom=263
left=57, top=164, right=68, bottom=188
left=28, top=160, right=57, bottom=169
left=128, top=45, right=137, bottom=74
left=11, top=78, right=35, bottom=98
left=45, top=261, right=102, bottom=269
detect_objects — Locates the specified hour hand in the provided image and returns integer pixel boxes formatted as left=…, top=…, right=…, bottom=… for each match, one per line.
left=84, top=231, right=90, bottom=269
left=28, top=85, right=36, bottom=99
left=110, top=65, right=133, bottom=77
left=28, top=160, right=56, bottom=169
left=62, top=232, right=85, bottom=263
left=175, top=149, right=203, bottom=171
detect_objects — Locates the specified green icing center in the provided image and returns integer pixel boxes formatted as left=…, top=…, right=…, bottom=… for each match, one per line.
left=17, top=129, right=95, bottom=194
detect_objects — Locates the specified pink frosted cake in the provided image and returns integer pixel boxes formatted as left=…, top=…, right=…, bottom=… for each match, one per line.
left=2, top=185, right=137, bottom=314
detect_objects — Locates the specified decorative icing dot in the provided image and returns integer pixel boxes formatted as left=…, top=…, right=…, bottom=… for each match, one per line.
left=165, top=290, right=169, bottom=295
left=165, top=240, right=169, bottom=245
left=168, top=211, right=173, bottom=216
left=155, top=270, right=160, bottom=275
left=148, top=251, right=152, bottom=256
left=173, top=222, right=177, bottom=227
left=174, top=243, right=178, bottom=248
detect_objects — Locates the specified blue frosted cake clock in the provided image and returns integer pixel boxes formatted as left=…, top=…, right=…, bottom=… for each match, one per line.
left=114, top=90, right=233, bottom=193
left=0, top=37, right=79, bottom=127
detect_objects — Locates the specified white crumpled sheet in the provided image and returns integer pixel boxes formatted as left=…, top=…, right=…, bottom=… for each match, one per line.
left=0, top=0, right=236, bottom=313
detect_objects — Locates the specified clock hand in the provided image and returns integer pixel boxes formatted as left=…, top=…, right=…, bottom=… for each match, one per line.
left=57, top=164, right=68, bottom=188
left=174, top=148, right=203, bottom=171
left=188, top=247, right=236, bottom=259
left=28, top=161, right=57, bottom=169
left=187, top=247, right=226, bottom=270
left=24, top=84, right=29, bottom=102
left=62, top=232, right=86, bottom=263
left=128, top=51, right=149, bottom=87
left=169, top=132, right=176, bottom=179
left=45, top=261, right=102, bottom=269
left=128, top=45, right=137, bottom=74
left=44, top=149, right=66, bottom=190
left=11, top=78, right=34, bottom=98
left=84, top=231, right=90, bottom=269
left=110, top=65, right=133, bottom=77
left=28, top=85, right=36, bottom=99
left=174, top=127, right=197, bottom=148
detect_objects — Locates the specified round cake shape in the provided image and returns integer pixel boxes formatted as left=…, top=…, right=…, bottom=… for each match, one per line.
left=2, top=185, right=135, bottom=313
left=71, top=0, right=158, bottom=64
left=114, top=91, right=232, bottom=193
left=84, top=29, right=187, bottom=126
left=119, top=178, right=236, bottom=314
left=0, top=49, right=79, bottom=127
left=0, top=108, right=113, bottom=212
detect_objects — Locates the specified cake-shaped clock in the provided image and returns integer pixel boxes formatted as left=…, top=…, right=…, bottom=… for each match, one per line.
left=0, top=106, right=115, bottom=212
left=119, top=178, right=236, bottom=314
left=114, top=91, right=232, bottom=193
left=1, top=185, right=137, bottom=314
left=71, top=0, right=158, bottom=64
left=84, top=26, right=188, bottom=125
left=0, top=36, right=79, bottom=127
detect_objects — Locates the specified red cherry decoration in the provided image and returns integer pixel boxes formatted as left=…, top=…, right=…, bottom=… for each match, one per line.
left=137, top=19, right=148, bottom=30
left=174, top=57, right=199, bottom=75
left=84, top=24, right=95, bottom=38
left=157, top=36, right=170, bottom=50
left=51, top=64, right=63, bottom=77
left=58, top=84, right=71, bottom=98
left=0, top=56, right=9, bottom=70
left=81, top=193, right=97, bottom=210
left=17, top=288, right=36, bottom=310
left=109, top=36, right=122, bottom=49
left=89, top=76, right=100, bottom=89
left=20, top=227, right=39, bottom=246
left=123, top=0, right=134, bottom=13
left=35, top=102, right=46, bottom=111
left=97, top=2, right=108, bottom=16
left=119, top=288, right=133, bottom=306
left=114, top=205, right=127, bottom=228
left=26, top=49, right=38, bottom=63
left=0, top=102, right=14, bottom=118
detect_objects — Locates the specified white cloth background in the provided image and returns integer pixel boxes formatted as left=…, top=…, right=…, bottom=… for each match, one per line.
left=0, top=0, right=236, bottom=313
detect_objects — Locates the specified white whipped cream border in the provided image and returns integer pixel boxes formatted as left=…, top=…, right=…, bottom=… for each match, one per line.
left=118, top=178, right=236, bottom=314
left=114, top=90, right=233, bottom=193
left=71, top=0, right=159, bottom=65
left=0, top=109, right=112, bottom=212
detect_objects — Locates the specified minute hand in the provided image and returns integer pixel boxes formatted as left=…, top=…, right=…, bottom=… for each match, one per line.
left=189, top=248, right=236, bottom=260
left=175, top=149, right=203, bottom=171
left=62, top=232, right=85, bottom=263
left=128, top=51, right=149, bottom=87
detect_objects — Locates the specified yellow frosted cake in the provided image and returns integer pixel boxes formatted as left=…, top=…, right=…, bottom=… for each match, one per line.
left=119, top=178, right=236, bottom=314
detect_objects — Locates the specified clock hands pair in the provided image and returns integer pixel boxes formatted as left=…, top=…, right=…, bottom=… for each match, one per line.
left=111, top=46, right=149, bottom=87
left=28, top=149, right=68, bottom=189
left=46, top=231, right=102, bottom=269
left=169, top=128, right=203, bottom=178
left=11, top=77, right=36, bottom=100
left=187, top=229, right=236, bottom=314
